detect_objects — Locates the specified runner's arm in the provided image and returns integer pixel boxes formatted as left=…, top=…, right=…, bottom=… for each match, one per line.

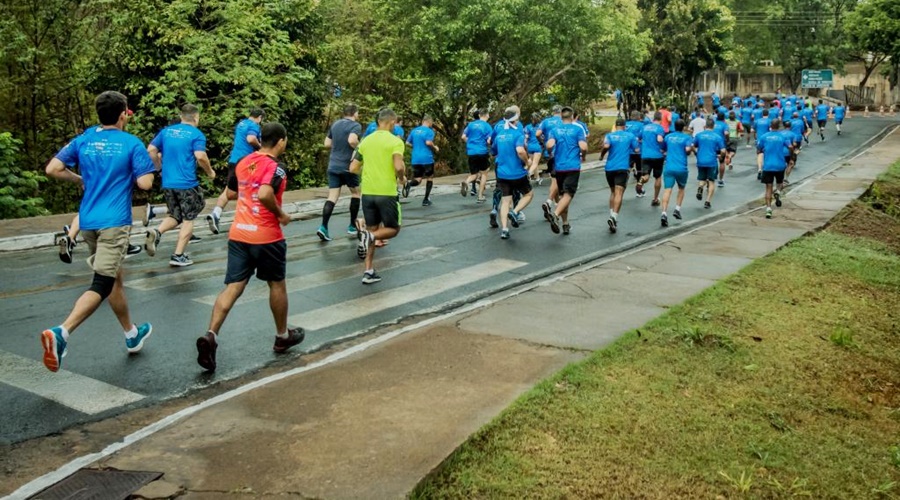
left=393, top=153, right=406, bottom=185
left=136, top=172, right=154, bottom=191
left=147, top=144, right=162, bottom=171
left=247, top=135, right=261, bottom=149
left=516, top=145, right=528, bottom=164
left=348, top=133, right=360, bottom=149
left=44, top=158, right=82, bottom=185
left=194, top=151, right=215, bottom=179
left=258, top=184, right=289, bottom=225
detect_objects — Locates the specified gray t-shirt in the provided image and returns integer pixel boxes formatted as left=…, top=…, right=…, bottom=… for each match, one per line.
left=327, top=118, right=362, bottom=172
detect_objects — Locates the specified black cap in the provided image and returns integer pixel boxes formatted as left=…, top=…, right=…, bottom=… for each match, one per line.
left=615, top=118, right=626, bottom=127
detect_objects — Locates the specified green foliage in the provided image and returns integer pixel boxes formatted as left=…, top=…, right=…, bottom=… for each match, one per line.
left=845, top=0, right=900, bottom=86
left=0, top=133, right=48, bottom=219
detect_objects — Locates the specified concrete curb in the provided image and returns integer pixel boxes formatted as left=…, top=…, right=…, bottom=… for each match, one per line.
left=0, top=161, right=603, bottom=253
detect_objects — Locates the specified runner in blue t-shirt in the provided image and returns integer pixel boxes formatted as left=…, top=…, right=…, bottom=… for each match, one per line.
left=693, top=118, right=727, bottom=209
left=206, top=108, right=264, bottom=234
left=815, top=99, right=831, bottom=141
left=599, top=118, right=640, bottom=233
left=543, top=107, right=587, bottom=235
left=757, top=119, right=794, bottom=218
left=536, top=105, right=563, bottom=204
left=740, top=105, right=754, bottom=147
left=403, top=116, right=439, bottom=206
left=524, top=113, right=544, bottom=181
left=146, top=104, right=215, bottom=267
left=756, top=109, right=772, bottom=136
left=41, top=91, right=157, bottom=373
left=660, top=119, right=695, bottom=227
left=493, top=111, right=535, bottom=239
left=638, top=112, right=667, bottom=205
left=625, top=111, right=645, bottom=181
left=800, top=105, right=815, bottom=144
left=461, top=109, right=494, bottom=201
left=833, top=102, right=846, bottom=136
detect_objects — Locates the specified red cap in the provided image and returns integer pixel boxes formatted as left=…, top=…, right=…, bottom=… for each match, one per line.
left=126, top=109, right=134, bottom=117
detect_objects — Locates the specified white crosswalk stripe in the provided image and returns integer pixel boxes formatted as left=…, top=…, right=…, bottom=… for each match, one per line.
left=0, top=350, right=145, bottom=415
left=288, top=258, right=527, bottom=331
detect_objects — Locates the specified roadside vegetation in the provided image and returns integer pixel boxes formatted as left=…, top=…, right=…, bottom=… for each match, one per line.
left=413, top=161, right=900, bottom=499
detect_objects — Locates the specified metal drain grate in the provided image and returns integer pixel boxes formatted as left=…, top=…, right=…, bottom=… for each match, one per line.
left=27, top=468, right=163, bottom=500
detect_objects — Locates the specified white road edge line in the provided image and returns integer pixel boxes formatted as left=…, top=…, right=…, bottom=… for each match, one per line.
left=6, top=130, right=896, bottom=500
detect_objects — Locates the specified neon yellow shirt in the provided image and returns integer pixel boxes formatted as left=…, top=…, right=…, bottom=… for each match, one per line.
left=357, top=130, right=405, bottom=196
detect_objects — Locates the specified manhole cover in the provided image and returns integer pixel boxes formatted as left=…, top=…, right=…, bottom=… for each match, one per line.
left=27, top=468, right=163, bottom=500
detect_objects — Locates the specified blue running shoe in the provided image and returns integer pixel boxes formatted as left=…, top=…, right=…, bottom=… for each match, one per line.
left=316, top=225, right=332, bottom=242
left=347, top=224, right=358, bottom=236
left=41, top=327, right=67, bottom=372
left=125, top=323, right=153, bottom=353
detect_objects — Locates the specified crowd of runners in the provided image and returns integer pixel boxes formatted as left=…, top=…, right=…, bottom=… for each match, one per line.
left=39, top=89, right=847, bottom=374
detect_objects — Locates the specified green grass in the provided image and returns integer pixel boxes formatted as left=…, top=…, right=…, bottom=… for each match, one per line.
left=413, top=165, right=900, bottom=498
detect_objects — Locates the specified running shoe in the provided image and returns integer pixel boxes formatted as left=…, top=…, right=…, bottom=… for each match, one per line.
left=58, top=226, right=74, bottom=264
left=636, top=184, right=645, bottom=197
left=717, top=180, right=725, bottom=187
left=477, top=197, right=486, bottom=204
left=142, top=204, right=155, bottom=227
left=196, top=331, right=218, bottom=372
left=125, top=322, right=153, bottom=354
left=169, top=253, right=193, bottom=267
left=696, top=186, right=704, bottom=201
left=661, top=213, right=669, bottom=227
left=402, top=181, right=411, bottom=198
left=489, top=211, right=499, bottom=229
left=562, top=224, right=571, bottom=235
left=607, top=217, right=617, bottom=233
left=774, top=192, right=782, bottom=207
left=460, top=181, right=468, bottom=197
left=508, top=211, right=520, bottom=229
left=190, top=234, right=202, bottom=243
left=347, top=224, right=358, bottom=236
left=673, top=209, right=682, bottom=220
left=745, top=144, right=752, bottom=149
left=361, top=270, right=382, bottom=285
left=357, top=230, right=372, bottom=259
left=548, top=213, right=561, bottom=234
left=40, top=327, right=68, bottom=372
left=144, top=229, right=160, bottom=257
left=704, top=201, right=711, bottom=209
left=516, top=211, right=526, bottom=223
left=316, top=225, right=332, bottom=242
left=765, top=207, right=773, bottom=219
left=126, top=244, right=142, bottom=258
left=542, top=201, right=553, bottom=222
left=651, top=199, right=660, bottom=207
left=206, top=213, right=220, bottom=235
left=422, top=199, right=433, bottom=207
left=500, top=228, right=510, bottom=240
left=273, top=327, right=306, bottom=352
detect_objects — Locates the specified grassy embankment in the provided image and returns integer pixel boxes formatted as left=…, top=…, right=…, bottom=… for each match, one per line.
left=413, top=161, right=900, bottom=499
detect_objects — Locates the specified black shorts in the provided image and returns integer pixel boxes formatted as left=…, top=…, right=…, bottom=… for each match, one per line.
left=226, top=162, right=238, bottom=192
left=497, top=176, right=533, bottom=197
left=412, top=164, right=435, bottom=178
left=555, top=170, right=580, bottom=196
left=547, top=157, right=556, bottom=177
left=327, top=170, right=360, bottom=189
left=225, top=240, right=287, bottom=284
left=629, top=153, right=641, bottom=171
left=697, top=166, right=717, bottom=182
left=163, top=186, right=205, bottom=223
left=817, top=120, right=826, bottom=128
left=362, top=195, right=402, bottom=229
left=606, top=170, right=629, bottom=189
left=467, top=154, right=490, bottom=175
left=641, top=158, right=664, bottom=179
left=761, top=170, right=785, bottom=185
left=726, top=140, right=737, bottom=153
left=785, top=155, right=793, bottom=165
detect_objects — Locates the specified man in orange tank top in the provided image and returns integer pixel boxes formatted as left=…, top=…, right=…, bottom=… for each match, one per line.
left=195, top=123, right=305, bottom=372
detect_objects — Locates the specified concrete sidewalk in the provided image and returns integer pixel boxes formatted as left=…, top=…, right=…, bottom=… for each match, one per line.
left=0, top=155, right=606, bottom=251
left=7, top=133, right=897, bottom=499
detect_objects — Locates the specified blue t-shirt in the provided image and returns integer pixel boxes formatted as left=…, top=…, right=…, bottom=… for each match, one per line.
left=56, top=128, right=155, bottom=231
left=494, top=128, right=527, bottom=180
left=604, top=130, right=639, bottom=172
left=625, top=120, right=643, bottom=140
left=757, top=132, right=792, bottom=171
left=524, top=124, right=542, bottom=153
left=756, top=117, right=771, bottom=135
left=713, top=120, right=729, bottom=141
left=740, top=107, right=753, bottom=124
left=640, top=123, right=666, bottom=159
left=670, top=113, right=681, bottom=131
left=548, top=123, right=586, bottom=172
left=790, top=118, right=806, bottom=143
left=697, top=94, right=705, bottom=106
left=539, top=115, right=563, bottom=156
left=407, top=126, right=436, bottom=165
left=58, top=125, right=102, bottom=168
left=712, top=94, right=721, bottom=107
left=393, top=124, right=405, bottom=139
left=717, top=105, right=728, bottom=117
left=150, top=123, right=206, bottom=189
left=463, top=120, right=493, bottom=155
left=752, top=107, right=764, bottom=124
left=364, top=122, right=377, bottom=137
left=491, top=120, right=524, bottom=156
left=663, top=132, right=693, bottom=173
left=780, top=130, right=795, bottom=155
left=834, top=106, right=846, bottom=121
left=693, top=130, right=726, bottom=167
left=801, top=107, right=814, bottom=125
left=782, top=104, right=795, bottom=121
left=228, top=118, right=260, bottom=164
left=816, top=104, right=830, bottom=121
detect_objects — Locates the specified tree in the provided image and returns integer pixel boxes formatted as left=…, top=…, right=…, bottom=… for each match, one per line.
left=0, top=133, right=48, bottom=219
left=844, top=0, right=900, bottom=88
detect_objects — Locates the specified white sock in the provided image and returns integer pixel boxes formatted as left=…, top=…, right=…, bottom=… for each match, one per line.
left=124, top=324, right=138, bottom=339
left=275, top=331, right=289, bottom=339
left=212, top=206, right=223, bottom=218
left=365, top=268, right=374, bottom=275
left=545, top=199, right=553, bottom=206
left=661, top=211, right=667, bottom=217
left=611, top=211, right=618, bottom=220
left=60, top=326, right=70, bottom=341
left=675, top=205, right=681, bottom=211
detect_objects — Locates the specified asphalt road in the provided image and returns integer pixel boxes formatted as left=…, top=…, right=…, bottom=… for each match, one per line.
left=0, top=118, right=894, bottom=444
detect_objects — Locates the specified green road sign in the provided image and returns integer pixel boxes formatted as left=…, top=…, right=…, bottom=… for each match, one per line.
left=801, top=69, right=834, bottom=89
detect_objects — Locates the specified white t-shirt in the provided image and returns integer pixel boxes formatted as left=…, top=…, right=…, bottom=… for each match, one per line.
left=689, top=117, right=707, bottom=137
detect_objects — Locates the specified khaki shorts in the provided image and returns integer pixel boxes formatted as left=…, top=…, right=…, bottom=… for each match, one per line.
left=81, top=226, right=130, bottom=278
